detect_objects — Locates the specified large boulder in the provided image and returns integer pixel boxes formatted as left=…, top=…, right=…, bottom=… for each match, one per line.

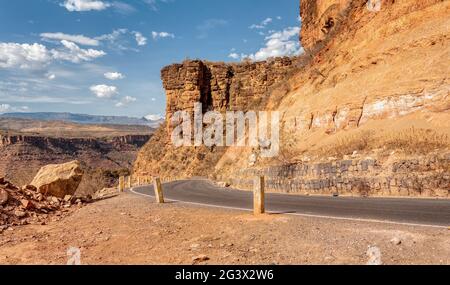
left=31, top=161, right=84, bottom=198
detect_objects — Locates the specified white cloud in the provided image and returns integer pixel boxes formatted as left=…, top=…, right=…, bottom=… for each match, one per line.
left=111, top=2, right=136, bottom=14
left=0, top=104, right=11, bottom=113
left=0, top=40, right=106, bottom=70
left=133, top=32, right=147, bottom=46
left=62, top=0, right=110, bottom=12
left=151, top=31, right=175, bottom=40
left=197, top=19, right=228, bottom=39
left=240, top=27, right=303, bottom=61
left=0, top=43, right=51, bottom=69
left=145, top=114, right=164, bottom=121
left=104, top=72, right=124, bottom=80
left=115, top=95, right=136, bottom=107
left=90, top=84, right=118, bottom=98
left=0, top=104, right=30, bottom=113
left=47, top=73, right=56, bottom=80
left=123, top=95, right=136, bottom=103
left=40, top=32, right=99, bottom=46
left=95, top=28, right=128, bottom=42
left=249, top=17, right=273, bottom=29
left=143, top=0, right=173, bottom=11
left=16, top=106, right=30, bottom=112
left=143, top=0, right=158, bottom=10
left=51, top=40, right=106, bottom=63
left=228, top=53, right=240, bottom=60
left=262, top=18, right=273, bottom=25
left=96, top=29, right=146, bottom=51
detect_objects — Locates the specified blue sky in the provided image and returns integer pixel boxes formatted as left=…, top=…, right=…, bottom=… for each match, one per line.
left=0, top=0, right=301, bottom=119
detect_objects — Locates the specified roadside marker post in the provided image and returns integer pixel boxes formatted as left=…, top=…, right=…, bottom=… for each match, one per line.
left=153, top=177, right=165, bottom=204
left=138, top=176, right=141, bottom=186
left=127, top=176, right=132, bottom=188
left=254, top=176, right=265, bottom=215
left=119, top=176, right=125, bottom=192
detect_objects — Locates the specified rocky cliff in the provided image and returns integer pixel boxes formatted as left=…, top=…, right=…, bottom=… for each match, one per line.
left=134, top=0, right=450, bottom=197
left=0, top=134, right=149, bottom=149
left=162, top=57, right=297, bottom=133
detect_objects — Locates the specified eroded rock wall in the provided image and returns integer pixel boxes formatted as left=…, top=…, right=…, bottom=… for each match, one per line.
left=162, top=58, right=296, bottom=131
left=300, top=0, right=354, bottom=52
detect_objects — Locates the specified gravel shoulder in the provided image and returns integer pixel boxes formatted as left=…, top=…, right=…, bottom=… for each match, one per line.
left=0, top=192, right=448, bottom=265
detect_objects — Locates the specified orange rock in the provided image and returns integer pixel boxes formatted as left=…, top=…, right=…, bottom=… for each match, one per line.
left=31, top=161, right=84, bottom=198
left=0, top=188, right=8, bottom=206
left=20, top=199, right=35, bottom=210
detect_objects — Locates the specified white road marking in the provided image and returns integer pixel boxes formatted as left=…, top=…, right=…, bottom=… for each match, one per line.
left=129, top=188, right=448, bottom=229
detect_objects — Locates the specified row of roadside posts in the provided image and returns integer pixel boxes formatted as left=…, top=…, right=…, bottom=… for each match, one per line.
left=118, top=176, right=266, bottom=216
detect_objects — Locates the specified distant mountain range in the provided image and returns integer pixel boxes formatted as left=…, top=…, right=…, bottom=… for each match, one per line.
left=0, top=112, right=164, bottom=127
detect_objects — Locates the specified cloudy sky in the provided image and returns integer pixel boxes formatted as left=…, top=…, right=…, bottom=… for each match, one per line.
left=0, top=0, right=302, bottom=118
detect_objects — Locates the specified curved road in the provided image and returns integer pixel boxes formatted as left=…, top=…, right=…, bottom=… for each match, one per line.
left=131, top=180, right=450, bottom=228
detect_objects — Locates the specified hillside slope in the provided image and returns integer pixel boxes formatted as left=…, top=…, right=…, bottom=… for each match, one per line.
left=134, top=0, right=449, bottom=197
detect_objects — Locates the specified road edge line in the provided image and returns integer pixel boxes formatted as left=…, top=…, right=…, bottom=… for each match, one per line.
left=129, top=188, right=448, bottom=229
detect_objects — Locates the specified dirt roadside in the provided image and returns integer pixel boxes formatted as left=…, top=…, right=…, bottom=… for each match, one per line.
left=0, top=192, right=448, bottom=265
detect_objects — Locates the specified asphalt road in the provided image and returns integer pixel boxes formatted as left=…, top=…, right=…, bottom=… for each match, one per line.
left=131, top=179, right=450, bottom=228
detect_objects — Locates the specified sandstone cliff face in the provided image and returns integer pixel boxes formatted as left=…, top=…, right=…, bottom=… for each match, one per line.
left=299, top=0, right=352, bottom=52
left=278, top=0, right=449, bottom=145
left=134, top=0, right=450, bottom=197
left=162, top=58, right=296, bottom=131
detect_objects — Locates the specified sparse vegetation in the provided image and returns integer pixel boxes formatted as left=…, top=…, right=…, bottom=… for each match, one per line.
left=382, top=127, right=449, bottom=155
left=316, top=128, right=449, bottom=158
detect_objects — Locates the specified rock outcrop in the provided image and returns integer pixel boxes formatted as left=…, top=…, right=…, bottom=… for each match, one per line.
left=31, top=161, right=84, bottom=198
left=0, top=134, right=150, bottom=149
left=134, top=0, right=450, bottom=197
left=162, top=58, right=296, bottom=133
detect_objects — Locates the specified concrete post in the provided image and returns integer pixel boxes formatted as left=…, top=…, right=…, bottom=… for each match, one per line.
left=127, top=176, right=132, bottom=188
left=153, top=177, right=164, bottom=204
left=119, top=176, right=125, bottom=192
left=254, top=176, right=265, bottom=215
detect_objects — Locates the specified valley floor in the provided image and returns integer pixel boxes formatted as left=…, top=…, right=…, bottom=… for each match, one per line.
left=0, top=192, right=448, bottom=265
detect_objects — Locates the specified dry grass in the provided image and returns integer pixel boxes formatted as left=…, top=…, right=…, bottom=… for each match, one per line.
left=315, top=127, right=449, bottom=158
left=319, top=130, right=373, bottom=158
left=382, top=127, right=449, bottom=154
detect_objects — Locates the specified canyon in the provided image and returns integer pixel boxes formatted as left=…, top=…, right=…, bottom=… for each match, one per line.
left=0, top=120, right=152, bottom=195
left=134, top=0, right=450, bottom=197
